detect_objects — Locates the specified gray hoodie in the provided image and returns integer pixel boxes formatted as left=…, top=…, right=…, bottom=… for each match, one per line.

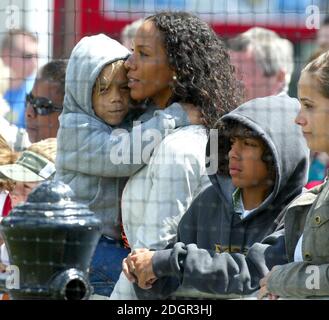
left=55, top=34, right=190, bottom=239
left=134, top=93, right=310, bottom=299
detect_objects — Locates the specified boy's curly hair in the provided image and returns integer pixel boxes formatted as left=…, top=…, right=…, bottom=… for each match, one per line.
left=146, top=12, right=242, bottom=129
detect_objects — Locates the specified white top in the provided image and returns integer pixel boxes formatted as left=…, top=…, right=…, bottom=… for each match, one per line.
left=294, top=234, right=304, bottom=262
left=0, top=243, right=9, bottom=265
left=0, top=191, right=8, bottom=216
left=110, top=125, right=210, bottom=299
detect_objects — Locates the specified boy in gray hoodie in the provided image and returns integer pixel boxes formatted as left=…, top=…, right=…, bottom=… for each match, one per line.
left=55, top=34, right=193, bottom=296
left=122, top=93, right=310, bottom=299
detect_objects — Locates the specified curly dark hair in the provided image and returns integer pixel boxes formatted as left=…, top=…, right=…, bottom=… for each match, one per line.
left=146, top=12, right=242, bottom=129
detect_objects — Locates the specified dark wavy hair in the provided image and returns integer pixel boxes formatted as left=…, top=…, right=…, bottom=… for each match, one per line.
left=146, top=12, right=242, bottom=129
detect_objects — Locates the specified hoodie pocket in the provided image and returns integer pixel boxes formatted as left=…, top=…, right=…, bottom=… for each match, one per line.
left=88, top=177, right=104, bottom=209
left=88, top=177, right=118, bottom=226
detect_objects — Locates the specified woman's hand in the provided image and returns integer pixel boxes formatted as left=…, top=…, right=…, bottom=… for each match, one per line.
left=258, top=267, right=280, bottom=300
left=122, top=248, right=157, bottom=289
left=122, top=257, right=137, bottom=283
left=122, top=248, right=149, bottom=283
left=180, top=103, right=202, bottom=125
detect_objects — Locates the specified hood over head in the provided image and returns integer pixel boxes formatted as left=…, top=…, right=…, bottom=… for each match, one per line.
left=62, top=34, right=130, bottom=120
left=206, top=93, right=309, bottom=214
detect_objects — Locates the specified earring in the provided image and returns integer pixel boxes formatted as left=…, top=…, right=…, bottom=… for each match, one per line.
left=173, top=75, right=177, bottom=81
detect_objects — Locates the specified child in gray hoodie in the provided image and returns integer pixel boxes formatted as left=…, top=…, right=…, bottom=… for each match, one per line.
left=55, top=34, right=192, bottom=296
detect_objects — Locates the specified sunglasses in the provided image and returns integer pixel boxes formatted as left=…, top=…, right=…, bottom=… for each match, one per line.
left=25, top=92, right=63, bottom=115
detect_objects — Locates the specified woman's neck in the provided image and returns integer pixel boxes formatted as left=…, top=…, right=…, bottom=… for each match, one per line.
left=152, top=89, right=173, bottom=109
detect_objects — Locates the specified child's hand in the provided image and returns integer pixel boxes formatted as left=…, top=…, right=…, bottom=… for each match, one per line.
left=180, top=103, right=202, bottom=125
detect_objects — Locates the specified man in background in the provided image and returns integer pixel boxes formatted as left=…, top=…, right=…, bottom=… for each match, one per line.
left=1, top=29, right=39, bottom=128
left=120, top=18, right=144, bottom=49
left=25, top=59, right=67, bottom=143
left=0, top=57, right=30, bottom=151
left=228, top=27, right=294, bottom=102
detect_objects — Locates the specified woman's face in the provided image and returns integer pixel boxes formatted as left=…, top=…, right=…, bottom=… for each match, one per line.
left=296, top=72, right=329, bottom=153
left=124, top=20, right=174, bottom=108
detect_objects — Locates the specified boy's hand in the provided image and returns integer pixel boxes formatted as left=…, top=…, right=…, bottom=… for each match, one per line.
left=180, top=103, right=202, bottom=125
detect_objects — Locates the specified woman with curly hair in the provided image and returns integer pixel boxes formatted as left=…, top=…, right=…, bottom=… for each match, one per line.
left=109, top=11, right=241, bottom=299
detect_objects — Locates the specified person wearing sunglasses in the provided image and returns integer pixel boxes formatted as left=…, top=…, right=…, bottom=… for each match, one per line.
left=25, top=59, right=67, bottom=143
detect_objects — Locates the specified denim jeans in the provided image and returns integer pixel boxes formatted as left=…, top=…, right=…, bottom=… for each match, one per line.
left=89, top=235, right=130, bottom=297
